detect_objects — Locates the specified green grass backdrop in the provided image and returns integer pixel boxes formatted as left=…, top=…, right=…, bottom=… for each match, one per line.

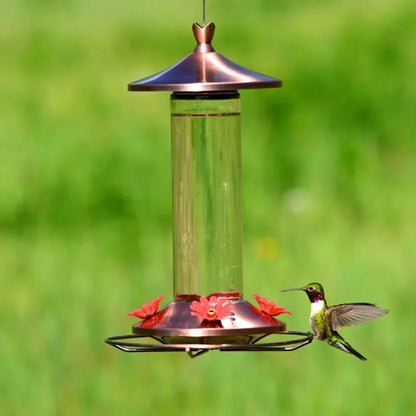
left=1, top=0, right=415, bottom=414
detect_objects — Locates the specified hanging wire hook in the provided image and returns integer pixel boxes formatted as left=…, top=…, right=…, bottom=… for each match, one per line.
left=203, top=0, right=206, bottom=26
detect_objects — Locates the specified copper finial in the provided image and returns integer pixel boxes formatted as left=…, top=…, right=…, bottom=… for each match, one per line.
left=192, top=22, right=215, bottom=51
left=128, top=23, right=282, bottom=92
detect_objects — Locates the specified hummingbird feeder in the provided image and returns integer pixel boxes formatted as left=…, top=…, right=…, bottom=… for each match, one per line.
left=106, top=7, right=313, bottom=357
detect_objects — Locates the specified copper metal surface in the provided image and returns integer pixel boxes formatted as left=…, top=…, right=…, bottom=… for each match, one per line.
left=128, top=22, right=282, bottom=92
left=131, top=300, right=285, bottom=341
left=105, top=299, right=314, bottom=357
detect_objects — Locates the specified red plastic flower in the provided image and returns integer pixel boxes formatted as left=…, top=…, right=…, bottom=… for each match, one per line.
left=252, top=294, right=291, bottom=316
left=127, top=295, right=164, bottom=319
left=190, top=296, right=233, bottom=321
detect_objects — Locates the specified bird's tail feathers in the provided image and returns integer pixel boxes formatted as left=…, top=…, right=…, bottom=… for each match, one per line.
left=328, top=337, right=367, bottom=361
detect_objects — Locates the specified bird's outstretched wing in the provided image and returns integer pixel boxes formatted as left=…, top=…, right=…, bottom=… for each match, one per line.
left=326, top=303, right=388, bottom=330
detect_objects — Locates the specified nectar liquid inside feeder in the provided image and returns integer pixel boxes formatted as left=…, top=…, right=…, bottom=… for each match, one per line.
left=106, top=21, right=313, bottom=357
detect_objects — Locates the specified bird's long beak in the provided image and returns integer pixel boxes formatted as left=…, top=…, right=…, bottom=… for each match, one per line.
left=281, top=287, right=304, bottom=292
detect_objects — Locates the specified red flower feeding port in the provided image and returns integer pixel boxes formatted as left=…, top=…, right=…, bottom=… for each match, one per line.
left=105, top=13, right=314, bottom=357
left=190, top=296, right=234, bottom=322
left=252, top=295, right=292, bottom=317
left=127, top=296, right=165, bottom=319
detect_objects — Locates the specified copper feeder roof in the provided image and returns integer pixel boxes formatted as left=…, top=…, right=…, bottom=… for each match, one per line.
left=128, top=22, right=282, bottom=92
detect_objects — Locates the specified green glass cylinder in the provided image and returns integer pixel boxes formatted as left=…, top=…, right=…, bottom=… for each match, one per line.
left=171, top=92, right=243, bottom=300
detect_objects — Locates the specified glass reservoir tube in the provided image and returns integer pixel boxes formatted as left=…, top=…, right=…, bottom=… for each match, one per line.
left=171, top=92, right=243, bottom=300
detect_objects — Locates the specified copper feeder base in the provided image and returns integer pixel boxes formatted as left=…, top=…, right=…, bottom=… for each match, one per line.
left=105, top=300, right=314, bottom=357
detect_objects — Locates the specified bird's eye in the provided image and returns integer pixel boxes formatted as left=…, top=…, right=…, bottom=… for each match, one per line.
left=307, top=286, right=314, bottom=291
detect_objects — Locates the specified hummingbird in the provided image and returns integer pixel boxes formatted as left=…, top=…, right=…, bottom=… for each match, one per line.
left=281, top=282, right=388, bottom=360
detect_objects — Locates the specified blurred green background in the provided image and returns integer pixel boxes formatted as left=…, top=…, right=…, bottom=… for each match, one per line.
left=1, top=0, right=415, bottom=414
